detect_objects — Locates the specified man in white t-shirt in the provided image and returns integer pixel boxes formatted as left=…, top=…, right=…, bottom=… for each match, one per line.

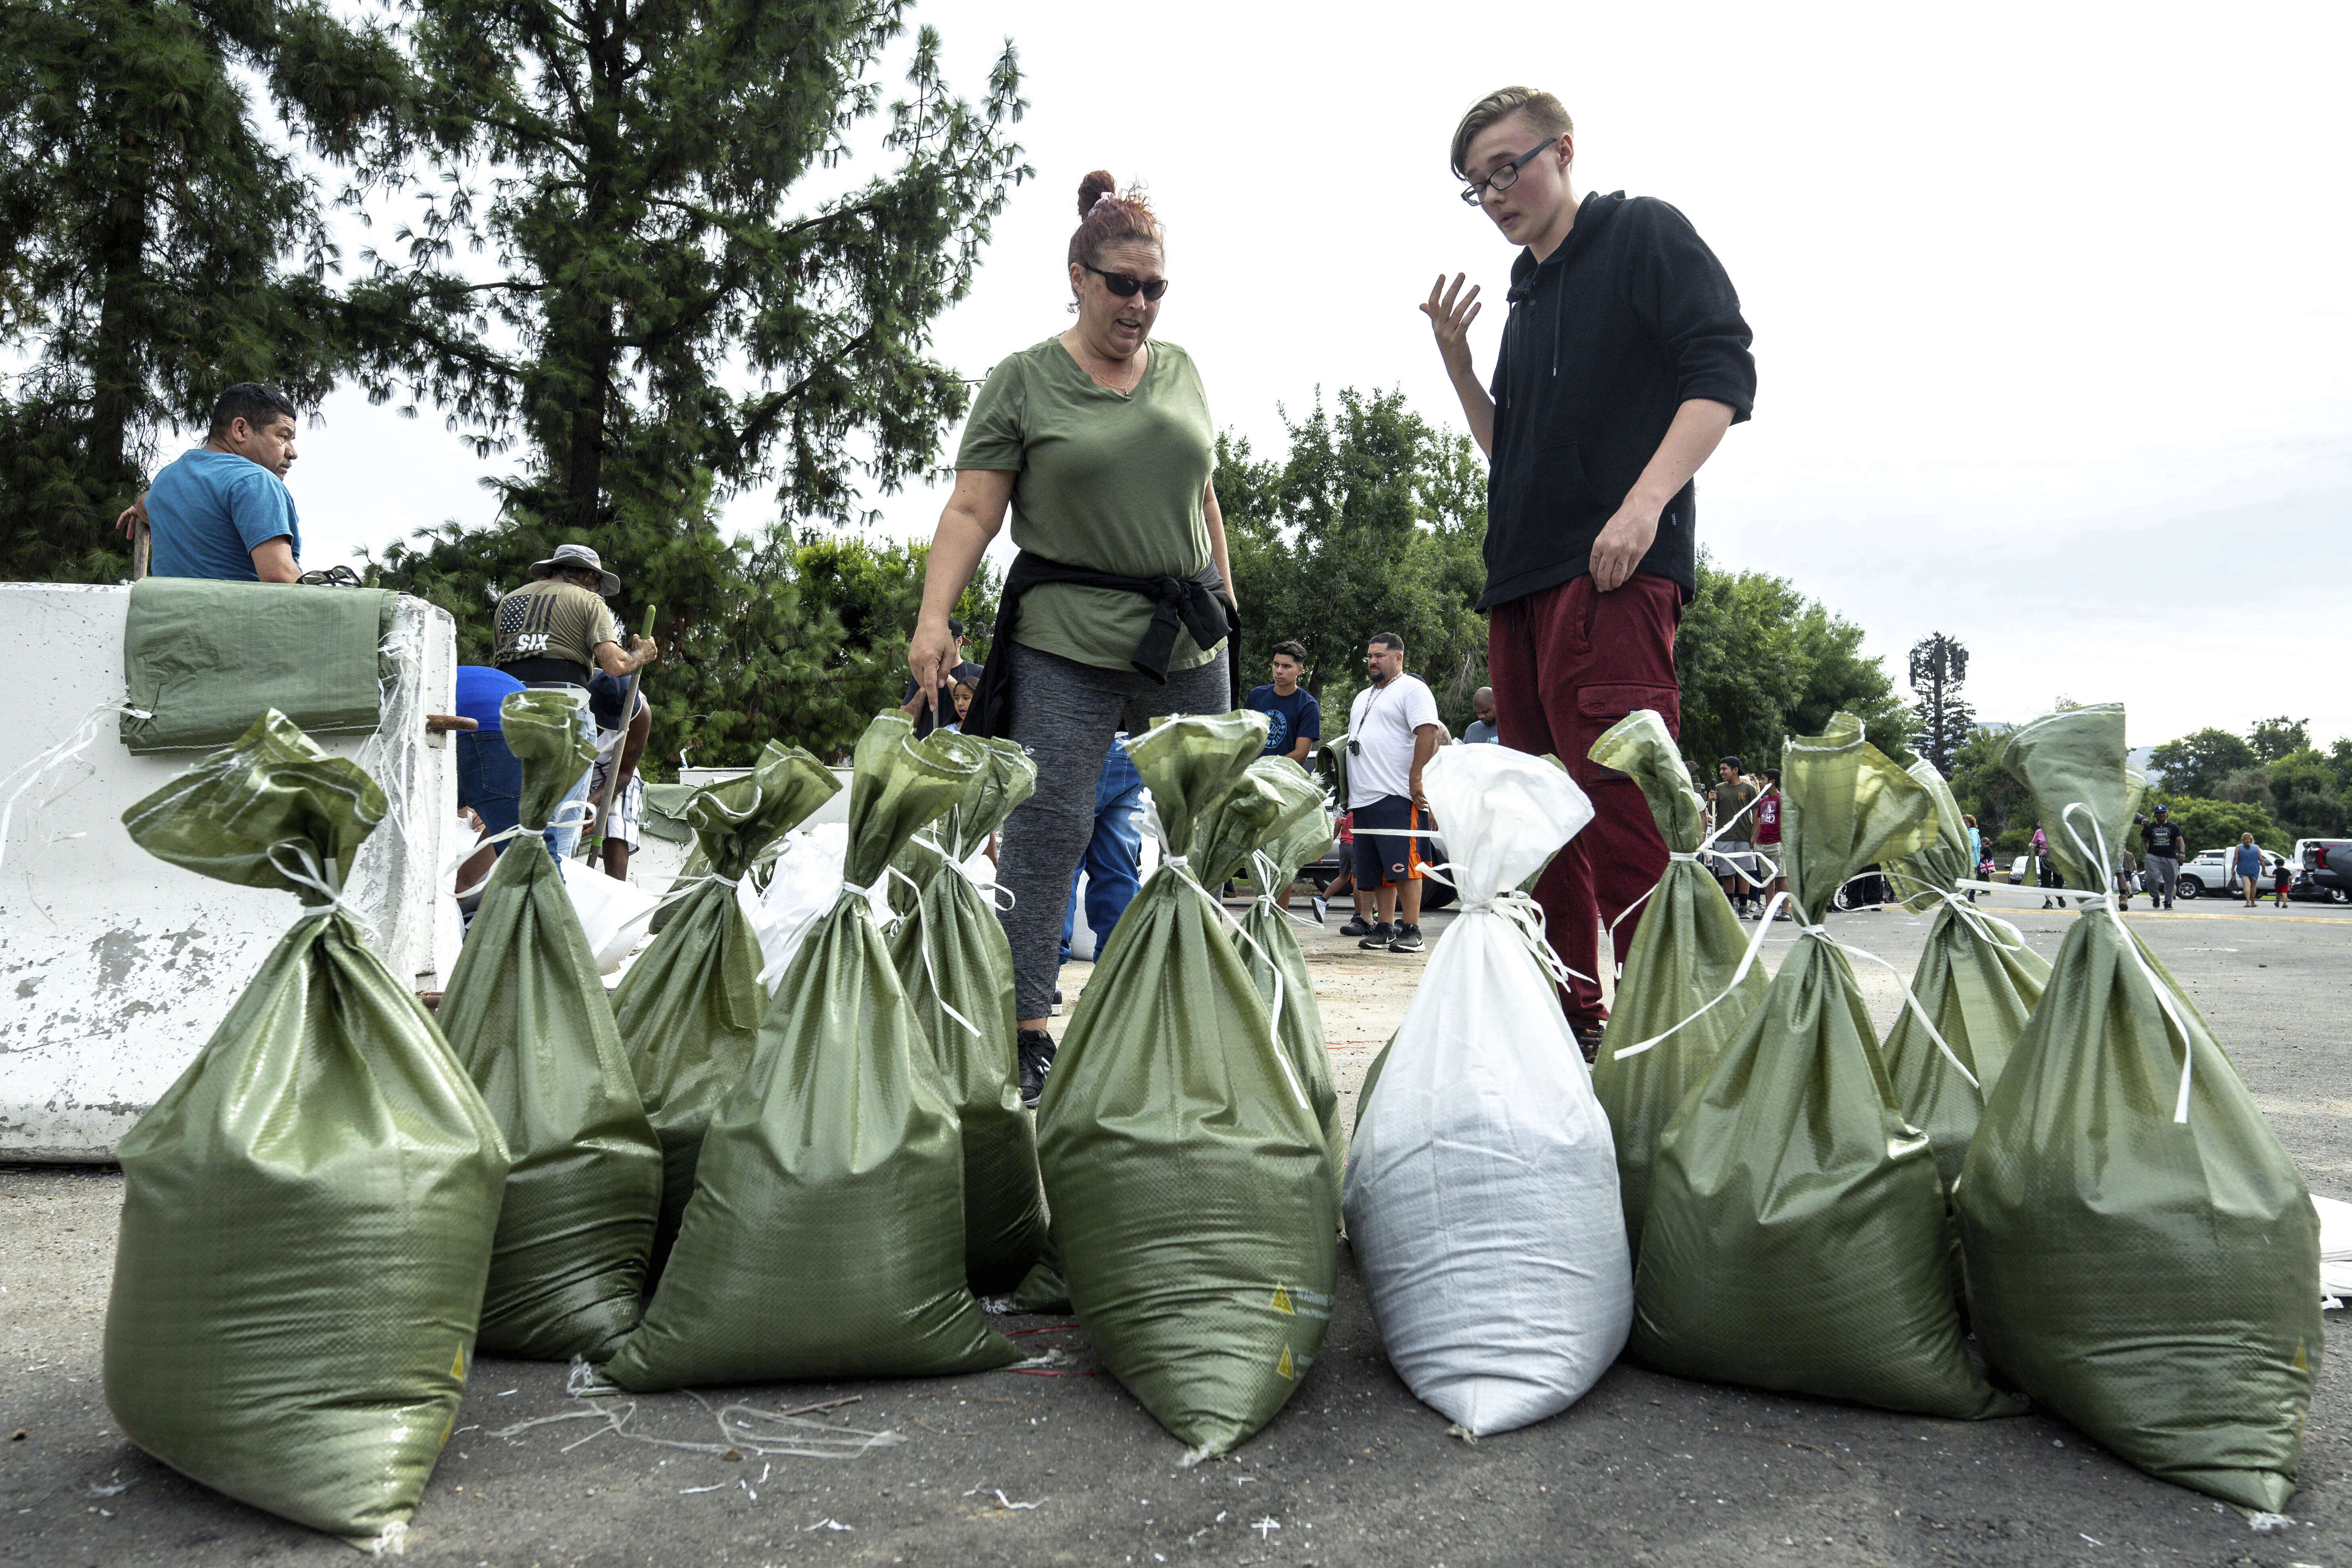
left=1338, top=632, right=1443, bottom=953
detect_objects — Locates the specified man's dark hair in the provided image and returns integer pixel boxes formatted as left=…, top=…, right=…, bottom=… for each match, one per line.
left=207, top=383, right=297, bottom=439
left=1763, top=767, right=1780, bottom=786
left=1370, top=632, right=1405, bottom=653
left=1270, top=640, right=1308, bottom=665
left=1719, top=755, right=1742, bottom=771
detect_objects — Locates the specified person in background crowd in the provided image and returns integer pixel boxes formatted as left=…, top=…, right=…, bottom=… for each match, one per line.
left=1753, top=767, right=1787, bottom=917
left=907, top=170, right=1237, bottom=1109
left=2030, top=823, right=2049, bottom=856
left=1341, top=633, right=1442, bottom=955
left=1463, top=686, right=1501, bottom=744
left=2113, top=846, right=2138, bottom=910
left=2234, top=833, right=2265, bottom=908
left=2038, top=841, right=2063, bottom=910
left=2275, top=855, right=2294, bottom=907
left=1960, top=812, right=1983, bottom=904
left=118, top=383, right=305, bottom=583
left=1060, top=735, right=1148, bottom=1005
left=1421, top=84, right=1755, bottom=1058
left=585, top=671, right=653, bottom=881
left=1708, top=757, right=1759, bottom=918
left=450, top=663, right=526, bottom=902
left=900, top=617, right=982, bottom=738
left=491, top=543, right=661, bottom=858
left=2140, top=804, right=2185, bottom=910
left=1245, top=640, right=1320, bottom=765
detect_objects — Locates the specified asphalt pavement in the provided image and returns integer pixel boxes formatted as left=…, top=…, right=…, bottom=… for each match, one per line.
left=3, top=886, right=2348, bottom=1567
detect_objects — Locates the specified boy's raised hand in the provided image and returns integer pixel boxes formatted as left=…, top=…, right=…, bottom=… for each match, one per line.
left=1421, top=273, right=1481, bottom=383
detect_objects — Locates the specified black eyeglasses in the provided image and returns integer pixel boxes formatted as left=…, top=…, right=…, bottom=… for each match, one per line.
left=1082, top=262, right=1169, bottom=301
left=1460, top=139, right=1555, bottom=206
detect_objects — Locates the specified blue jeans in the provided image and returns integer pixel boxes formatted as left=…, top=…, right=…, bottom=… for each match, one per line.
left=1060, top=740, right=1146, bottom=962
left=456, top=731, right=524, bottom=853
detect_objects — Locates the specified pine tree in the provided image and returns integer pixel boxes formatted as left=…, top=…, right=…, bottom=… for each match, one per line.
left=0, top=0, right=408, bottom=580
left=1907, top=632, right=1976, bottom=774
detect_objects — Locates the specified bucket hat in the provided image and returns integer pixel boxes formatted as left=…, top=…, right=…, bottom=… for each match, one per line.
left=528, top=542, right=622, bottom=597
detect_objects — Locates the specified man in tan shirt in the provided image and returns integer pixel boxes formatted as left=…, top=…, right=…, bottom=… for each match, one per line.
left=492, top=542, right=660, bottom=690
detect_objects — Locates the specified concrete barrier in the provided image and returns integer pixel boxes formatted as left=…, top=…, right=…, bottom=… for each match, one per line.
left=1, top=583, right=460, bottom=1160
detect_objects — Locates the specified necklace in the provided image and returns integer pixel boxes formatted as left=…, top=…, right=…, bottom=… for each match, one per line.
left=1063, top=335, right=1146, bottom=396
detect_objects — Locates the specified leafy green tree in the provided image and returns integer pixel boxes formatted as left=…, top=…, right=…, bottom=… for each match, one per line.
left=0, top=0, right=406, bottom=580
left=2146, top=727, right=2256, bottom=799
left=2163, top=797, right=2281, bottom=860
left=2266, top=748, right=2348, bottom=842
left=1946, top=724, right=2029, bottom=849
left=1220, top=389, right=1487, bottom=734
left=1906, top=632, right=1974, bottom=773
left=2247, top=715, right=2310, bottom=764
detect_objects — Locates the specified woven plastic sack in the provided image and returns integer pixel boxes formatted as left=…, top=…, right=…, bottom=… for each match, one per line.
left=1038, top=712, right=1337, bottom=1459
left=889, top=730, right=1047, bottom=1294
left=616, top=740, right=838, bottom=1262
left=608, top=715, right=1020, bottom=1387
left=1958, top=704, right=2320, bottom=1510
left=748, top=821, right=849, bottom=993
left=1632, top=714, right=2015, bottom=1419
left=1343, top=744, right=1628, bottom=1435
left=1879, top=757, right=2049, bottom=1197
left=1586, top=711, right=1768, bottom=1261
left=104, top=711, right=508, bottom=1551
left=436, top=690, right=663, bottom=1361
left=1230, top=758, right=1344, bottom=1198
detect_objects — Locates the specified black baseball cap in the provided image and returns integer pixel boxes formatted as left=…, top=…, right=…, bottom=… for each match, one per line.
left=947, top=616, right=966, bottom=637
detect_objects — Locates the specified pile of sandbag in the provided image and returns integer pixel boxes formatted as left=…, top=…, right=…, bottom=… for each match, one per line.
left=607, top=714, right=1019, bottom=1388
left=1878, top=755, right=2049, bottom=1201
left=1586, top=711, right=1768, bottom=1259
left=888, top=729, right=1047, bottom=1294
left=616, top=740, right=837, bottom=1259
left=1958, top=703, right=2320, bottom=1510
left=435, top=689, right=664, bottom=1361
left=105, top=712, right=508, bottom=1552
left=1038, top=713, right=1337, bottom=1459
left=1345, top=742, right=1629, bottom=1436
left=1631, top=714, right=2016, bottom=1420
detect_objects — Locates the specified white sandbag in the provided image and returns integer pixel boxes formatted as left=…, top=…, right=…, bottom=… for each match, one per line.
left=2314, top=1194, right=2352, bottom=1299
left=1342, top=744, right=1630, bottom=1436
left=558, top=854, right=661, bottom=974
left=746, top=822, right=849, bottom=993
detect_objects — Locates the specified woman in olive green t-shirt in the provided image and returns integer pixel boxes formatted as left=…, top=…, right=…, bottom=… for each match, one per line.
left=907, top=172, right=1237, bottom=1103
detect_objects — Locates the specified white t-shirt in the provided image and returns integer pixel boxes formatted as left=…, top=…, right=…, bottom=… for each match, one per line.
left=1347, top=674, right=1441, bottom=808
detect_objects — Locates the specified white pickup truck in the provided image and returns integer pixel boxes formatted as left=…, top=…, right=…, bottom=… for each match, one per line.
left=2176, top=845, right=2287, bottom=900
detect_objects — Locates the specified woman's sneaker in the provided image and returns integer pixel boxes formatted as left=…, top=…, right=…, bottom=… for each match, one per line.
left=1357, top=922, right=1395, bottom=950
left=1017, top=1029, right=1056, bottom=1109
left=1387, top=923, right=1425, bottom=953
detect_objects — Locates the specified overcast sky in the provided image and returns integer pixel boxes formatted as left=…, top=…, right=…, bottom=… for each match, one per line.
left=280, top=0, right=2351, bottom=751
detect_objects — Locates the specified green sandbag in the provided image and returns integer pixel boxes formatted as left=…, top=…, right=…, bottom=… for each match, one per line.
left=436, top=690, right=663, bottom=1360
left=616, top=740, right=838, bottom=1262
left=608, top=714, right=1021, bottom=1388
left=889, top=730, right=1047, bottom=1294
left=1880, top=758, right=2049, bottom=1198
left=1037, top=713, right=1338, bottom=1459
left=1958, top=704, right=2319, bottom=1511
left=1227, top=758, right=1345, bottom=1200
left=1632, top=713, right=2016, bottom=1419
left=105, top=711, right=508, bottom=1551
left=1586, top=711, right=1768, bottom=1260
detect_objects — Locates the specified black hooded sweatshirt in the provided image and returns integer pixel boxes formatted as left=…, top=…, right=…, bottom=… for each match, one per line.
left=1480, top=190, right=1756, bottom=611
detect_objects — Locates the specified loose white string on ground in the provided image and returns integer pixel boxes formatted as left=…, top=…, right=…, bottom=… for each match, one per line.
left=492, top=1368, right=903, bottom=1463
left=2060, top=801, right=2196, bottom=1123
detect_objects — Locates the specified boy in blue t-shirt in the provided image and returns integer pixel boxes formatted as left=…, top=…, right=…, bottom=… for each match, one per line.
left=1244, top=640, right=1321, bottom=766
left=125, top=383, right=303, bottom=582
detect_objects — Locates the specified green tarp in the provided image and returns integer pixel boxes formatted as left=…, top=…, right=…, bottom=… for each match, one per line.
left=1632, top=714, right=2015, bottom=1419
left=1037, top=713, right=1338, bottom=1459
left=607, top=714, right=1020, bottom=1388
left=616, top=741, right=838, bottom=1265
left=888, top=730, right=1047, bottom=1294
left=1879, top=757, right=2049, bottom=1199
left=1958, top=704, right=2320, bottom=1511
left=436, top=689, right=663, bottom=1360
left=120, top=577, right=392, bottom=753
left=1587, top=710, right=1768, bottom=1261
left=105, top=711, right=508, bottom=1551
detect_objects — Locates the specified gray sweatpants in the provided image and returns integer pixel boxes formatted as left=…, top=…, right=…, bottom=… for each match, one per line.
left=996, top=639, right=1231, bottom=1022
left=2145, top=855, right=2178, bottom=904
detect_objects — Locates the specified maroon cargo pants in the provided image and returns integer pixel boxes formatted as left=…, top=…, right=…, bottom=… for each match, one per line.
left=1486, top=572, right=1681, bottom=1025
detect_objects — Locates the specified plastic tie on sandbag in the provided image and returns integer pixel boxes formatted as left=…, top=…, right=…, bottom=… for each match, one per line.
left=1136, top=831, right=1307, bottom=1112
left=2060, top=801, right=2196, bottom=1123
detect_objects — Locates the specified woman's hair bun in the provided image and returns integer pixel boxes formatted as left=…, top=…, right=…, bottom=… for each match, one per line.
left=1077, top=170, right=1118, bottom=216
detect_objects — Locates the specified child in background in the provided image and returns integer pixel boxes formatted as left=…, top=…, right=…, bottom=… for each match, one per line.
left=2274, top=857, right=2294, bottom=908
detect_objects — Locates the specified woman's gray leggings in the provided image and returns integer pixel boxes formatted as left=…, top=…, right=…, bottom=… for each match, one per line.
left=996, top=640, right=1232, bottom=1022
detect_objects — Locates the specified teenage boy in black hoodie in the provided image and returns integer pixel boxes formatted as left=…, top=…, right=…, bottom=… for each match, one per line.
left=1421, top=86, right=1755, bottom=1050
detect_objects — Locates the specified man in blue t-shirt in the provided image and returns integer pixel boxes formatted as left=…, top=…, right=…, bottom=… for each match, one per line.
left=122, top=383, right=303, bottom=582
left=1244, top=641, right=1321, bottom=766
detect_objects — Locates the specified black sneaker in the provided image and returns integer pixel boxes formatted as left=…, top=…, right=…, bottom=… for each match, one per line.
left=1017, top=1029, right=1056, bottom=1109
left=1358, top=922, right=1395, bottom=950
left=1568, top=1017, right=1606, bottom=1065
left=1387, top=924, right=1425, bottom=953
left=1339, top=915, right=1375, bottom=937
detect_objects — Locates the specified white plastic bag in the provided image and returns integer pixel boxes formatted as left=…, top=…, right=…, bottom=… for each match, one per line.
left=1341, top=744, right=1631, bottom=1435
left=746, top=822, right=849, bottom=993
left=558, top=855, right=660, bottom=974
left=2315, top=1194, right=2352, bottom=1300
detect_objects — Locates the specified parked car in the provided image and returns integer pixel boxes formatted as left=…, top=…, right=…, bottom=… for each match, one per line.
left=2297, top=840, right=2352, bottom=904
left=2176, top=846, right=2287, bottom=900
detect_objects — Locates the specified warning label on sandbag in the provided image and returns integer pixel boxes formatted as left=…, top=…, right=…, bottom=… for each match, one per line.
left=1268, top=1284, right=1332, bottom=1322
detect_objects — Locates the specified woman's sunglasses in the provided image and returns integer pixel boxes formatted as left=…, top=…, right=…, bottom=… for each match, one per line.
left=1083, top=262, right=1169, bottom=301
